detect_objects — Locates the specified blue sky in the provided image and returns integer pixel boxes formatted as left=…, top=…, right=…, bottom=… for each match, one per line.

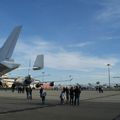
left=0, top=0, right=120, bottom=85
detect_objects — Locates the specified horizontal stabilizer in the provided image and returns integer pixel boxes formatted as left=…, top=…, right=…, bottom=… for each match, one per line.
left=33, top=55, right=44, bottom=70
left=0, top=60, right=20, bottom=76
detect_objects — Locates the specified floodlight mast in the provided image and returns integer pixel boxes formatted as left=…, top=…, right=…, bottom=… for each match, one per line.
left=107, top=64, right=111, bottom=88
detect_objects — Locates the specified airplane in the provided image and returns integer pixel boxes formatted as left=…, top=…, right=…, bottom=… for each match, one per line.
left=15, top=54, right=44, bottom=85
left=1, top=72, right=72, bottom=89
left=0, top=26, right=22, bottom=76
left=0, top=54, right=44, bottom=87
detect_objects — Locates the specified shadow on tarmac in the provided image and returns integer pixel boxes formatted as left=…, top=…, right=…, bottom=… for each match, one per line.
left=0, top=103, right=59, bottom=115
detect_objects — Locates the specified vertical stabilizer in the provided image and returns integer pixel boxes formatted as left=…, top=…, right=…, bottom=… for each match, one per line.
left=33, top=54, right=44, bottom=70
left=0, top=26, right=22, bottom=62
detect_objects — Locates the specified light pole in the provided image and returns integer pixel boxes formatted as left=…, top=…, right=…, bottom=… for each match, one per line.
left=107, top=64, right=111, bottom=88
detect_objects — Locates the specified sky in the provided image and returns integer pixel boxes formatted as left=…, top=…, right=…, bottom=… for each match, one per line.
left=0, top=0, right=120, bottom=85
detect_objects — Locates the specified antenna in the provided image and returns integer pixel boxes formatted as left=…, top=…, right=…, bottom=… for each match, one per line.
left=28, top=59, right=31, bottom=75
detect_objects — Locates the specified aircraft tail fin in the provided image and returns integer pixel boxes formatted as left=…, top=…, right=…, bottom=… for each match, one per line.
left=0, top=26, right=22, bottom=62
left=33, top=54, right=44, bottom=70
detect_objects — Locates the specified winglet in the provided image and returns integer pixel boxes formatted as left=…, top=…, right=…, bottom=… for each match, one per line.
left=33, top=54, right=44, bottom=70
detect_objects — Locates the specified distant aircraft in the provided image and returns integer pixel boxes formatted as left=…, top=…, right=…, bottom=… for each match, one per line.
left=15, top=54, right=44, bottom=85
left=0, top=74, right=15, bottom=88
left=35, top=75, right=73, bottom=89
left=0, top=26, right=22, bottom=76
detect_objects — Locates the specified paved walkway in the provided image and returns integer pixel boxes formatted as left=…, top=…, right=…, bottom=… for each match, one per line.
left=0, top=90, right=119, bottom=120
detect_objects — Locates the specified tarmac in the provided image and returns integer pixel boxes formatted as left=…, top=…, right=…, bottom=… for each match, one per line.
left=0, top=89, right=120, bottom=120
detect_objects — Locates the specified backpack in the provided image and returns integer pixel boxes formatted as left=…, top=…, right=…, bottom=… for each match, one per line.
left=42, top=92, right=46, bottom=97
left=60, top=92, right=65, bottom=99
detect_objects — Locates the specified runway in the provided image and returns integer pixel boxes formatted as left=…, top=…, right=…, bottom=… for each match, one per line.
left=0, top=89, right=120, bottom=120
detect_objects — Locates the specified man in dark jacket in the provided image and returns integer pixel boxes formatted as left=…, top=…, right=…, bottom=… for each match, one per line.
left=74, top=86, right=81, bottom=105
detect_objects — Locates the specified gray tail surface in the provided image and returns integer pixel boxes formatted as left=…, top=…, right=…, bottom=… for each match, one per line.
left=33, top=54, right=44, bottom=70
left=0, top=26, right=22, bottom=62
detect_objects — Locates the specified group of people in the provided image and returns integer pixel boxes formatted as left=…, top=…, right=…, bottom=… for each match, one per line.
left=60, top=86, right=81, bottom=105
left=18, top=85, right=81, bottom=106
left=26, top=86, right=47, bottom=103
left=96, top=86, right=104, bottom=93
left=11, top=84, right=47, bottom=104
left=11, top=83, right=25, bottom=93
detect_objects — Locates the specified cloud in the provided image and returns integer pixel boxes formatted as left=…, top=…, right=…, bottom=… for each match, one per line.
left=45, top=52, right=118, bottom=71
left=96, top=0, right=120, bottom=22
left=13, top=37, right=118, bottom=71
left=68, top=41, right=93, bottom=48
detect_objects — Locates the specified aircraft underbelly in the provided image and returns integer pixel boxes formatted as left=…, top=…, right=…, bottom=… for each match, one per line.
left=0, top=63, right=19, bottom=76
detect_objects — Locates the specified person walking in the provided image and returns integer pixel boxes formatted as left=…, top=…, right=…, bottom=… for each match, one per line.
left=39, top=87, right=43, bottom=98
left=74, top=86, right=81, bottom=105
left=39, top=87, right=46, bottom=104
left=65, top=87, right=69, bottom=103
left=69, top=86, right=74, bottom=105
left=26, top=86, right=32, bottom=100
left=60, top=88, right=66, bottom=104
